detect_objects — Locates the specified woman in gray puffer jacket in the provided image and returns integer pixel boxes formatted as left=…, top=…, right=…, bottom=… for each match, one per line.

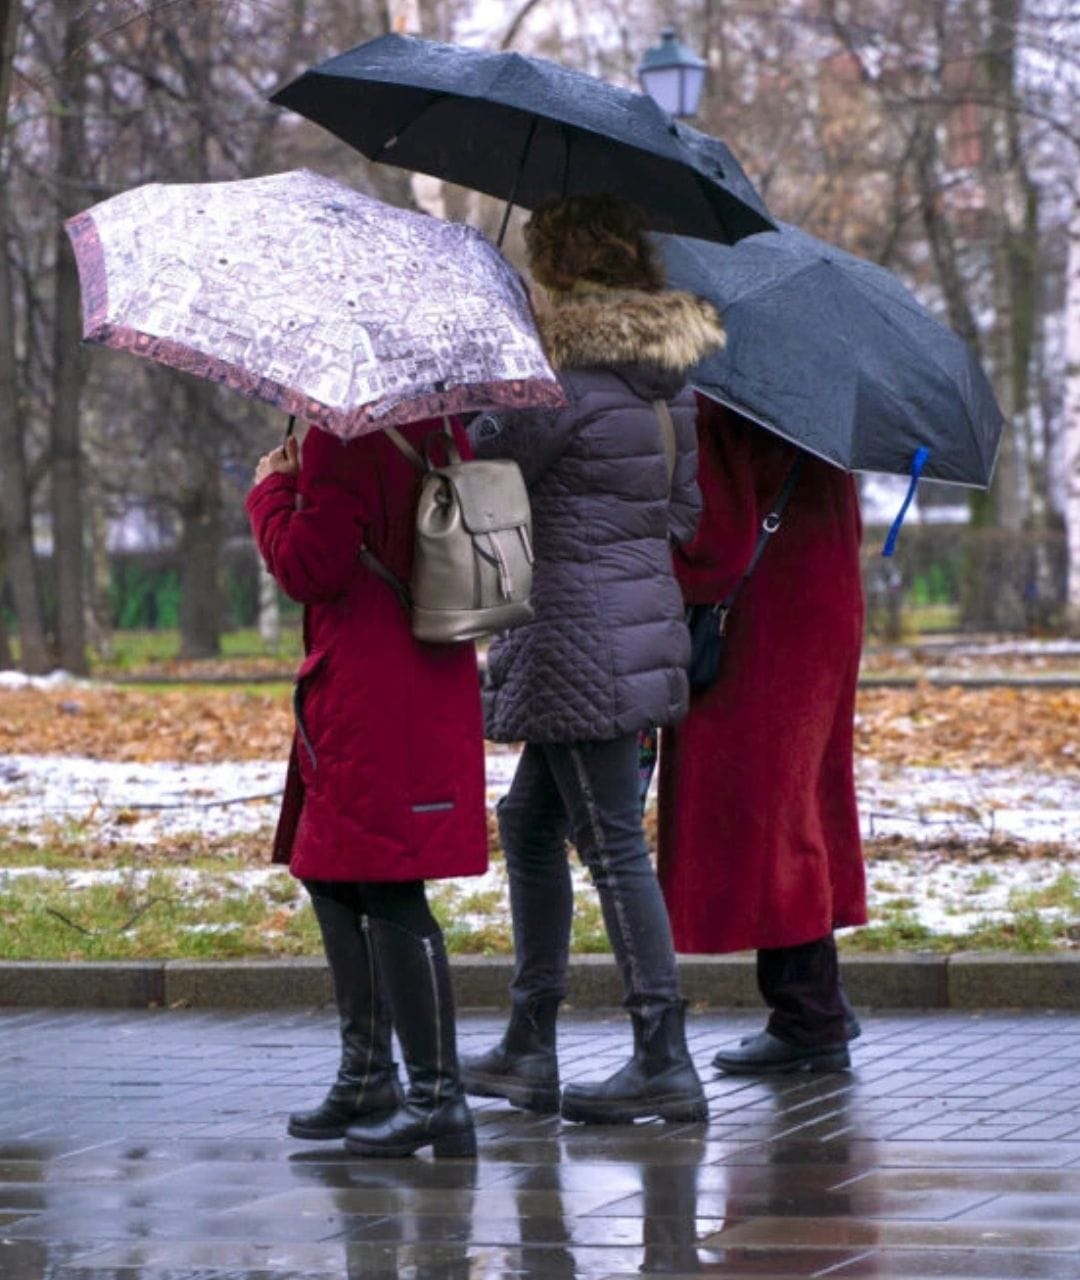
left=463, top=194, right=725, bottom=1125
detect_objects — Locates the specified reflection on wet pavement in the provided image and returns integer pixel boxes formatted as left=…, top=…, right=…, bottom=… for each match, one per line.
left=1, top=1008, right=1079, bottom=1277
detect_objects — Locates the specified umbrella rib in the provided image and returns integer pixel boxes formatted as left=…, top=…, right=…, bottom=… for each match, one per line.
left=369, top=90, right=449, bottom=162
left=496, top=116, right=538, bottom=247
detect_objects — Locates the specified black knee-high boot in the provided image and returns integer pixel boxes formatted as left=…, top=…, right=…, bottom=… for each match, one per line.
left=344, top=920, right=476, bottom=1159
left=288, top=895, right=403, bottom=1140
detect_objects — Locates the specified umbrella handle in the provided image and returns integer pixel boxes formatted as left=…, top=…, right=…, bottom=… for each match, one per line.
left=281, top=414, right=297, bottom=456
left=882, top=447, right=930, bottom=557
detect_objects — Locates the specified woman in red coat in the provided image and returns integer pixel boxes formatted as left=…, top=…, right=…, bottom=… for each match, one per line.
left=246, top=418, right=487, bottom=1157
left=657, top=397, right=867, bottom=1073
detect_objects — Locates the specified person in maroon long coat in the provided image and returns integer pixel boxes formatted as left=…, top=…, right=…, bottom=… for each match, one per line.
left=246, top=418, right=487, bottom=1157
left=657, top=396, right=867, bottom=1073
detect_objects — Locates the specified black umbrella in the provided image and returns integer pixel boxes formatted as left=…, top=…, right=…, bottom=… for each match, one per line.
left=270, top=33, right=775, bottom=245
left=660, top=222, right=1004, bottom=493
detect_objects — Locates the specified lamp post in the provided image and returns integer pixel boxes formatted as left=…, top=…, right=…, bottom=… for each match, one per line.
left=637, top=27, right=707, bottom=119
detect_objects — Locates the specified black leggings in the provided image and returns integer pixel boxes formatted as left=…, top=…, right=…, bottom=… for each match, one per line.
left=302, top=878, right=439, bottom=938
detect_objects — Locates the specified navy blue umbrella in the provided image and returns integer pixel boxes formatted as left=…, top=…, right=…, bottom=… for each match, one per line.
left=271, top=33, right=775, bottom=245
left=660, top=223, right=1004, bottom=492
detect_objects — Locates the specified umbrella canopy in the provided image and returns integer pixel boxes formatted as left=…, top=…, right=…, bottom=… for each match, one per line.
left=270, top=34, right=775, bottom=245
left=65, top=169, right=564, bottom=439
left=660, top=223, right=1004, bottom=487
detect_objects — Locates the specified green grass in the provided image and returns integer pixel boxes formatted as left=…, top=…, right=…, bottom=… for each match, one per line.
left=2, top=854, right=1074, bottom=960
left=90, top=626, right=303, bottom=672
left=839, top=908, right=1074, bottom=954
left=1008, top=871, right=1080, bottom=914
left=0, top=869, right=317, bottom=961
left=0, top=865, right=615, bottom=962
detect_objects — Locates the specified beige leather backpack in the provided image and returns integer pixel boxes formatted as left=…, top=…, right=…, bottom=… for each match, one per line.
left=362, top=420, right=534, bottom=644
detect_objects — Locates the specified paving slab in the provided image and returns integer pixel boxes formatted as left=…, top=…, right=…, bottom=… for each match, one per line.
left=1, top=1008, right=1079, bottom=1278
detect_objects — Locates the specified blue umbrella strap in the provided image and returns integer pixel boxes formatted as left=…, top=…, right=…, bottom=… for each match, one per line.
left=882, top=447, right=930, bottom=557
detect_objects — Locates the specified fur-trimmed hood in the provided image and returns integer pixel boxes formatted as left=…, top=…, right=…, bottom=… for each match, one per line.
left=537, top=284, right=725, bottom=372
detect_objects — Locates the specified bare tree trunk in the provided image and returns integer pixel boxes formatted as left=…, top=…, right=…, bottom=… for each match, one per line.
left=177, top=383, right=222, bottom=659
left=0, top=536, right=14, bottom=667
left=257, top=561, right=280, bottom=651
left=49, top=0, right=89, bottom=673
left=0, top=1, right=50, bottom=671
left=1064, top=169, right=1080, bottom=631
left=0, top=0, right=19, bottom=143
left=0, top=186, right=51, bottom=672
left=85, top=483, right=113, bottom=661
left=178, top=480, right=222, bottom=659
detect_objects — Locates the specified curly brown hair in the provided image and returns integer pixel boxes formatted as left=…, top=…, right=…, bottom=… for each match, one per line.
left=523, top=194, right=666, bottom=293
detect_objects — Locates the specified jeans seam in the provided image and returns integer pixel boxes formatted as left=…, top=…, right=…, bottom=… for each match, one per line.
left=568, top=744, right=641, bottom=1000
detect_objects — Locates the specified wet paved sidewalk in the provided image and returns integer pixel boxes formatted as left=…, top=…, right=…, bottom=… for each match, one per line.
left=1, top=1009, right=1079, bottom=1278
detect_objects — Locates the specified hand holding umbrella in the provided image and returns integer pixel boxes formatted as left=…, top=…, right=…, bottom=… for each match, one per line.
left=253, top=434, right=299, bottom=487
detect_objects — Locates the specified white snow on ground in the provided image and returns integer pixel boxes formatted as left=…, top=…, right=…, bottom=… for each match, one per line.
left=0, top=756, right=283, bottom=840
left=1, top=748, right=1078, bottom=940
left=3, top=748, right=1080, bottom=848
left=0, top=670, right=90, bottom=690
left=934, top=638, right=1080, bottom=658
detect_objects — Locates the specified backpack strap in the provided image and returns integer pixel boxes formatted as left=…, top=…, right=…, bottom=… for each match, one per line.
left=359, top=548, right=411, bottom=611
left=653, top=400, right=676, bottom=490
left=359, top=423, right=430, bottom=611
left=383, top=426, right=425, bottom=471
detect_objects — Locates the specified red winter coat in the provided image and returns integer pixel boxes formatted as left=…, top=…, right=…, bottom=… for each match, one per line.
left=245, top=421, right=488, bottom=883
left=657, top=398, right=867, bottom=952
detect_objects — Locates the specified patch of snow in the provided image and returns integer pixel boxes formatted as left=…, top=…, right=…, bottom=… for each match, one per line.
left=943, top=638, right=1080, bottom=658
left=4, top=750, right=1079, bottom=849
left=857, top=761, right=1080, bottom=843
left=0, top=670, right=91, bottom=690
left=0, top=754, right=284, bottom=842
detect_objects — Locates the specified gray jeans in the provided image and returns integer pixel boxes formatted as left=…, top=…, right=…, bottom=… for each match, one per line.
left=499, top=735, right=682, bottom=1014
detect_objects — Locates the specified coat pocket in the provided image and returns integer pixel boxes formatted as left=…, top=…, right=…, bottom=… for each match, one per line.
left=293, top=648, right=329, bottom=775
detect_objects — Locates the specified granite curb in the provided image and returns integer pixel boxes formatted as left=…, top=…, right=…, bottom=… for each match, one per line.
left=1, top=952, right=1078, bottom=1010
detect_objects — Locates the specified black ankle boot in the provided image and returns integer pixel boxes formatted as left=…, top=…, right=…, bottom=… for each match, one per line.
left=461, top=995, right=560, bottom=1113
left=560, top=1001, right=707, bottom=1125
left=289, top=896, right=403, bottom=1141
left=345, top=921, right=476, bottom=1159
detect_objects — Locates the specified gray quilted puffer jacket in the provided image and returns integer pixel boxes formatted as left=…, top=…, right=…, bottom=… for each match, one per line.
left=472, top=284, right=725, bottom=743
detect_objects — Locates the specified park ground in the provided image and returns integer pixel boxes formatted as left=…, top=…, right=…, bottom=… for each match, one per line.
left=0, top=631, right=1078, bottom=963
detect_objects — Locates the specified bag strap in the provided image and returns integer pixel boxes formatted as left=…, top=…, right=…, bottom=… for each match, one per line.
left=653, top=400, right=677, bottom=490
left=719, top=454, right=804, bottom=609
left=383, top=426, right=425, bottom=471
left=360, top=422, right=434, bottom=610
left=359, top=547, right=411, bottom=611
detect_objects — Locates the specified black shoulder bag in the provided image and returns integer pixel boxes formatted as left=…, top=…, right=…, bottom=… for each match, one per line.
left=686, top=454, right=803, bottom=692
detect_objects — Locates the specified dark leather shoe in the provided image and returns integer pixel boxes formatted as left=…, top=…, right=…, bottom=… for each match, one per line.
left=714, top=1030, right=850, bottom=1075
left=739, top=1013, right=861, bottom=1047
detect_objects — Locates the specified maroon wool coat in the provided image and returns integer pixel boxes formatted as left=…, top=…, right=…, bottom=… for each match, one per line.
left=245, top=421, right=488, bottom=883
left=657, top=398, right=868, bottom=953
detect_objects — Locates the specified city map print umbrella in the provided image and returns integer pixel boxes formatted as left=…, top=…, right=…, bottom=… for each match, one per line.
left=65, top=169, right=564, bottom=438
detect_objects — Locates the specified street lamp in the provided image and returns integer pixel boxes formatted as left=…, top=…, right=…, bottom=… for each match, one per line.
left=637, top=27, right=707, bottom=119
